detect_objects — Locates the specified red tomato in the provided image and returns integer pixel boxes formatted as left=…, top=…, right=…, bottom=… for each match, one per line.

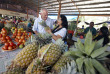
left=13, top=44, right=16, bottom=49
left=17, top=42, right=21, bottom=46
left=2, top=33, right=7, bottom=37
left=2, top=28, right=6, bottom=31
left=9, top=42, right=14, bottom=47
left=6, top=36, right=11, bottom=40
left=8, top=46, right=12, bottom=50
left=0, top=34, right=2, bottom=38
left=2, top=29, right=7, bottom=34
left=5, top=42, right=9, bottom=46
left=2, top=46, right=8, bottom=50
left=2, top=39, right=7, bottom=43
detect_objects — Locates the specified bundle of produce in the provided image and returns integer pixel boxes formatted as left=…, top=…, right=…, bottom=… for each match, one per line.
left=25, top=39, right=69, bottom=74
left=0, top=28, right=10, bottom=44
left=64, top=31, right=110, bottom=74
left=11, top=28, right=31, bottom=48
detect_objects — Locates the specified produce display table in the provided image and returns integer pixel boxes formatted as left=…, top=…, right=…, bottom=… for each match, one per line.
left=0, top=47, right=22, bottom=73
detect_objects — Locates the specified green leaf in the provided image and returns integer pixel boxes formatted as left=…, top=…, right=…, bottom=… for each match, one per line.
left=94, top=38, right=104, bottom=50
left=84, top=58, right=95, bottom=74
left=97, top=52, right=110, bottom=59
left=85, top=41, right=96, bottom=56
left=76, top=58, right=84, bottom=72
left=84, top=31, right=92, bottom=55
left=77, top=38, right=85, bottom=53
left=91, top=46, right=108, bottom=58
left=64, top=51, right=83, bottom=58
left=91, top=59, right=110, bottom=74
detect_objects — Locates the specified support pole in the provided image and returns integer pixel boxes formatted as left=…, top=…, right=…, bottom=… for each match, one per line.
left=77, top=14, right=79, bottom=25
left=37, top=0, right=39, bottom=18
left=27, top=8, right=28, bottom=19
left=57, top=0, right=61, bottom=19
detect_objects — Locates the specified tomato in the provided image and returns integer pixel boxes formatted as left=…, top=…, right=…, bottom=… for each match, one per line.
left=0, top=34, right=2, bottom=38
left=2, top=28, right=6, bottom=31
left=2, top=39, right=7, bottom=43
left=6, top=36, right=11, bottom=40
left=21, top=36, right=25, bottom=39
left=22, top=40, right=25, bottom=43
left=8, top=46, right=12, bottom=50
left=17, top=42, right=21, bottom=46
left=5, top=42, right=9, bottom=46
left=2, top=29, right=7, bottom=34
left=19, top=39, right=23, bottom=43
left=2, top=46, right=8, bottom=50
left=15, top=38, right=19, bottom=42
left=2, top=33, right=7, bottom=37
left=9, top=42, right=14, bottom=46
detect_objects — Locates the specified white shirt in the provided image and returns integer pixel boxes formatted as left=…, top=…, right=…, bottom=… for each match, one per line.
left=32, top=15, right=55, bottom=34
left=52, top=28, right=67, bottom=43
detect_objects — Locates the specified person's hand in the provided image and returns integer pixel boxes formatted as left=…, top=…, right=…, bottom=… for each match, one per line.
left=46, top=28, right=52, bottom=34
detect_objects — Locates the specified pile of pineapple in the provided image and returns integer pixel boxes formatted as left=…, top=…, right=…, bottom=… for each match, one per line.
left=2, top=31, right=110, bottom=74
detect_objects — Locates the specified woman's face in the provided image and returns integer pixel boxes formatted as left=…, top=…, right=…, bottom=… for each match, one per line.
left=99, top=30, right=102, bottom=35
left=57, top=17, right=62, bottom=26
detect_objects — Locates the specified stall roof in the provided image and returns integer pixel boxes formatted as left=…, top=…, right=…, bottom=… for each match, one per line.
left=0, top=0, right=110, bottom=16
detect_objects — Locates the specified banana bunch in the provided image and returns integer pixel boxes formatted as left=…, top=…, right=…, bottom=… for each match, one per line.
left=64, top=31, right=110, bottom=74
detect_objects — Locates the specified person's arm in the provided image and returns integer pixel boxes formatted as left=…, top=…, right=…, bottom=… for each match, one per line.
left=51, top=33, right=62, bottom=41
left=46, top=28, right=66, bottom=41
left=32, top=19, right=39, bottom=35
left=34, top=31, right=38, bottom=35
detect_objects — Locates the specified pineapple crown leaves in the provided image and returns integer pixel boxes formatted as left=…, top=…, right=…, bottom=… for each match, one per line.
left=64, top=31, right=110, bottom=74
left=55, top=39, right=68, bottom=53
left=39, top=20, right=49, bottom=27
left=59, top=60, right=77, bottom=74
left=38, top=32, right=52, bottom=39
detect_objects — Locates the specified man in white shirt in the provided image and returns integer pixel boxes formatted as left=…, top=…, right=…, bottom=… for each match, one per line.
left=32, top=8, right=55, bottom=35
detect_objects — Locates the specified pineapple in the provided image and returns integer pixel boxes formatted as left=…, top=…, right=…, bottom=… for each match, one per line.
left=5, top=42, right=39, bottom=73
left=26, top=39, right=67, bottom=74
left=52, top=54, right=72, bottom=73
left=26, top=58, right=46, bottom=74
left=64, top=31, right=110, bottom=74
left=38, top=43, right=61, bottom=66
left=2, top=65, right=25, bottom=74
left=58, top=60, right=77, bottom=74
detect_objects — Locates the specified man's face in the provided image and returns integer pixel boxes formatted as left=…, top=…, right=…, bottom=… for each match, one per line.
left=90, top=22, right=94, bottom=27
left=41, top=10, right=48, bottom=21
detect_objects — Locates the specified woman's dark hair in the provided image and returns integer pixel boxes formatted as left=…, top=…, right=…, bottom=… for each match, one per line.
left=60, top=15, right=68, bottom=29
left=100, top=26, right=109, bottom=46
left=100, top=26, right=109, bottom=37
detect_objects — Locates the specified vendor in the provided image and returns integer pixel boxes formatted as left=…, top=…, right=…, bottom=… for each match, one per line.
left=32, top=8, right=55, bottom=35
left=46, top=15, right=68, bottom=43
left=93, top=26, right=109, bottom=46
left=84, top=22, right=96, bottom=35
